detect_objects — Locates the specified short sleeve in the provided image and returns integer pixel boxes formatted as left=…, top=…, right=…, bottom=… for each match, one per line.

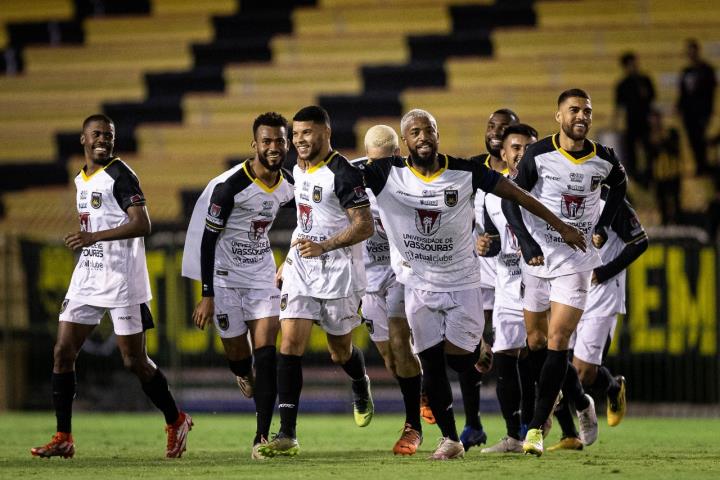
left=612, top=199, right=647, bottom=244
left=112, top=169, right=145, bottom=212
left=334, top=161, right=370, bottom=209
left=471, top=157, right=501, bottom=193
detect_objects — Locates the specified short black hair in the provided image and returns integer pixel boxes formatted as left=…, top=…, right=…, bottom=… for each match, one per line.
left=293, top=105, right=330, bottom=127
left=620, top=52, right=636, bottom=68
left=492, top=108, right=519, bottom=123
left=82, top=114, right=114, bottom=129
left=252, top=111, right=288, bottom=138
left=557, top=88, right=590, bottom=106
left=502, top=123, right=538, bottom=143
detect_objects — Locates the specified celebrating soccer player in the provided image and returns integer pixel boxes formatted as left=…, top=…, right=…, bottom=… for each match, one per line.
left=502, top=89, right=628, bottom=456
left=182, top=112, right=295, bottom=459
left=31, top=115, right=192, bottom=459
left=259, top=106, right=374, bottom=458
left=361, top=109, right=585, bottom=460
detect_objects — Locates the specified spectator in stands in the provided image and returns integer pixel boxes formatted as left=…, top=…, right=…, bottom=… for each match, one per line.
left=646, top=109, right=682, bottom=225
left=614, top=51, right=656, bottom=185
left=677, top=39, right=717, bottom=175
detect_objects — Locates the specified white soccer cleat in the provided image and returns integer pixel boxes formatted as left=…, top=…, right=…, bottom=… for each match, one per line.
left=481, top=436, right=523, bottom=453
left=577, top=394, right=598, bottom=446
left=429, top=437, right=465, bottom=460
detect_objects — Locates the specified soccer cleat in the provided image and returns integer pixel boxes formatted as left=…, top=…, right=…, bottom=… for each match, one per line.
left=393, top=424, right=423, bottom=456
left=522, top=428, right=544, bottom=457
left=165, top=411, right=193, bottom=458
left=429, top=437, right=464, bottom=460
left=256, top=432, right=299, bottom=457
left=481, top=436, right=523, bottom=454
left=547, top=436, right=584, bottom=452
left=31, top=432, right=75, bottom=459
left=420, top=393, right=436, bottom=425
left=576, top=394, right=598, bottom=446
left=352, top=375, right=374, bottom=427
left=607, top=376, right=626, bottom=427
left=236, top=372, right=255, bottom=398
left=459, top=425, right=487, bottom=451
left=251, top=436, right=269, bottom=460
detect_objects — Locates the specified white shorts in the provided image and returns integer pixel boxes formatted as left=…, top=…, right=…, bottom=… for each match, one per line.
left=279, top=291, right=363, bottom=336
left=362, top=282, right=405, bottom=342
left=492, top=305, right=527, bottom=352
left=59, top=299, right=154, bottom=336
left=570, top=315, right=617, bottom=365
left=521, top=270, right=592, bottom=312
left=213, top=286, right=281, bottom=339
left=404, top=286, right=484, bottom=354
left=481, top=287, right=495, bottom=311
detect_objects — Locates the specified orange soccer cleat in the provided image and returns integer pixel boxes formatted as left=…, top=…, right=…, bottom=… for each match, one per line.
left=393, top=424, right=423, bottom=456
left=420, top=393, right=436, bottom=425
left=31, top=432, right=75, bottom=459
left=165, top=412, right=193, bottom=458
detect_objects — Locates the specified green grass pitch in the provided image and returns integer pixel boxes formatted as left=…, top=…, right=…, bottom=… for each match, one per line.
left=1, top=412, right=718, bottom=479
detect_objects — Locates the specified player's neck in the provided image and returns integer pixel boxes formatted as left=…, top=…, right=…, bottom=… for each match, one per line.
left=84, top=157, right=111, bottom=176
left=299, top=145, right=332, bottom=171
left=558, top=132, right=585, bottom=152
left=248, top=158, right=280, bottom=187
left=487, top=154, right=506, bottom=173
left=409, top=154, right=440, bottom=176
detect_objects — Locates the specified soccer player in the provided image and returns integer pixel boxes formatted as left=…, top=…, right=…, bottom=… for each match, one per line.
left=477, top=123, right=539, bottom=454
left=502, top=88, right=628, bottom=456
left=258, top=106, right=374, bottom=457
left=352, top=125, right=423, bottom=456
left=181, top=112, right=295, bottom=459
left=361, top=109, right=585, bottom=460
left=459, top=108, right=520, bottom=451
left=31, top=114, right=192, bottom=459
left=548, top=190, right=647, bottom=451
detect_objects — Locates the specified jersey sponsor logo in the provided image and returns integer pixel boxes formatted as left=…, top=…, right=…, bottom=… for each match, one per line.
left=249, top=219, right=272, bottom=242
left=353, top=186, right=369, bottom=202
left=374, top=217, right=388, bottom=240
left=79, top=190, right=87, bottom=200
left=209, top=203, right=222, bottom=218
left=312, top=185, right=322, bottom=203
left=570, top=173, right=584, bottom=183
left=130, top=194, right=143, bottom=204
left=591, top=175, right=602, bottom=191
left=216, top=313, right=229, bottom=331
left=60, top=298, right=69, bottom=314
left=560, top=194, right=586, bottom=219
left=79, top=212, right=90, bottom=232
left=280, top=294, right=288, bottom=311
left=78, top=203, right=87, bottom=209
left=299, top=203, right=313, bottom=232
left=567, top=184, right=584, bottom=192
left=444, top=189, right=458, bottom=207
left=90, top=192, right=102, bottom=209
left=414, top=209, right=442, bottom=236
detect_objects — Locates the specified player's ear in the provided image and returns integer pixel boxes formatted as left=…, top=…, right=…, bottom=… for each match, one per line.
left=555, top=109, right=562, bottom=124
left=500, top=146, right=508, bottom=163
left=250, top=139, right=257, bottom=150
left=80, top=133, right=86, bottom=145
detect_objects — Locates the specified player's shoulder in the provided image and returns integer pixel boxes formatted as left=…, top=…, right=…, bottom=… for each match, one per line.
left=326, top=151, right=354, bottom=172
left=592, top=141, right=620, bottom=165
left=468, top=153, right=490, bottom=164
left=350, top=156, right=369, bottom=169
left=280, top=166, right=295, bottom=185
left=447, top=154, right=477, bottom=172
left=104, top=157, right=139, bottom=182
left=212, top=161, right=253, bottom=197
left=527, top=135, right=556, bottom=157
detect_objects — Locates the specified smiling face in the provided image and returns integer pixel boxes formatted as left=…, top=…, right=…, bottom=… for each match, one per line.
left=500, top=132, right=536, bottom=176
left=80, top=120, right=115, bottom=165
left=556, top=96, right=593, bottom=142
left=253, top=125, right=288, bottom=172
left=402, top=114, right=439, bottom=168
left=485, top=112, right=516, bottom=157
left=292, top=120, right=329, bottom=163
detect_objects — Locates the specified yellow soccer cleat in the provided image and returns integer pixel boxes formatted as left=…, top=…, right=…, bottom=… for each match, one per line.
left=352, top=375, right=374, bottom=427
left=522, top=428, right=544, bottom=457
left=547, top=436, right=584, bottom=452
left=257, top=433, right=299, bottom=458
left=607, top=376, right=627, bottom=427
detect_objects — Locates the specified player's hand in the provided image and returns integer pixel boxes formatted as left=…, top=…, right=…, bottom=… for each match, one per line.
left=527, top=255, right=544, bottom=266
left=558, top=223, right=587, bottom=252
left=64, top=231, right=96, bottom=250
left=475, top=233, right=491, bottom=256
left=192, top=297, right=214, bottom=330
left=292, top=238, right=326, bottom=258
left=275, top=262, right=285, bottom=289
left=592, top=230, right=607, bottom=249
left=591, top=270, right=598, bottom=285
left=476, top=339, right=494, bottom=374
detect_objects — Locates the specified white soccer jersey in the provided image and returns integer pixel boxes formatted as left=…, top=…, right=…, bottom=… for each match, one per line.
left=362, top=154, right=501, bottom=292
left=510, top=134, right=626, bottom=278
left=473, top=154, right=506, bottom=290
left=351, top=157, right=394, bottom=293
left=283, top=151, right=370, bottom=299
left=66, top=158, right=151, bottom=307
left=181, top=160, right=294, bottom=291
left=584, top=197, right=647, bottom=316
left=484, top=191, right=522, bottom=308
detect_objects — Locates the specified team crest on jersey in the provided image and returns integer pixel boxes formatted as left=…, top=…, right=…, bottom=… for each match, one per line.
left=415, top=209, right=442, bottom=236
left=590, top=175, right=602, bottom=191
left=353, top=186, right=369, bottom=202
left=560, top=194, right=586, bottom=219
left=280, top=294, right=288, bottom=311
left=60, top=298, right=69, bottom=314
left=444, top=189, right=458, bottom=207
left=216, top=314, right=229, bottom=331
left=506, top=224, right=519, bottom=250
left=299, top=203, right=313, bottom=232
left=312, top=186, right=322, bottom=203
left=374, top=217, right=388, bottom=240
left=79, top=212, right=90, bottom=232
left=209, top=203, right=222, bottom=218
left=249, top=219, right=272, bottom=242
left=90, top=192, right=102, bottom=209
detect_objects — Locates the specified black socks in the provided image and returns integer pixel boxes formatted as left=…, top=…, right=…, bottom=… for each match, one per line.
left=529, top=349, right=568, bottom=430
left=277, top=354, right=302, bottom=438
left=52, top=372, right=76, bottom=434
left=141, top=369, right=180, bottom=425
left=253, top=346, right=277, bottom=443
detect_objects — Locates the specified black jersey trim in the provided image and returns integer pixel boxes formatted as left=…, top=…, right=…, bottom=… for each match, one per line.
left=306, top=151, right=339, bottom=173
left=551, top=133, right=597, bottom=164
left=79, top=157, right=120, bottom=182
left=242, top=160, right=284, bottom=193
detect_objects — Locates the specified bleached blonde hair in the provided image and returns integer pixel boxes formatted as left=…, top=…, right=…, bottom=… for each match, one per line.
left=400, top=109, right=437, bottom=137
left=364, top=124, right=399, bottom=158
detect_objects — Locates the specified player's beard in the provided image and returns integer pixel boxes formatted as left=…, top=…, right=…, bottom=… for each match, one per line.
left=409, top=143, right=437, bottom=169
left=562, top=121, right=589, bottom=142
left=258, top=150, right=284, bottom=171
left=295, top=142, right=322, bottom=164
left=485, top=137, right=501, bottom=158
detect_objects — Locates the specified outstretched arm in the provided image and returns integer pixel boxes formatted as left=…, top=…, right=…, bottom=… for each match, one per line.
left=294, top=206, right=374, bottom=258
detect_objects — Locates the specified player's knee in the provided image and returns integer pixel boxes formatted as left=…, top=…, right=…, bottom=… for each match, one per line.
left=121, top=352, right=150, bottom=376
left=526, top=331, right=547, bottom=350
left=547, top=329, right=573, bottom=350
left=577, top=364, right=597, bottom=386
left=53, top=342, right=77, bottom=370
left=328, top=345, right=352, bottom=364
